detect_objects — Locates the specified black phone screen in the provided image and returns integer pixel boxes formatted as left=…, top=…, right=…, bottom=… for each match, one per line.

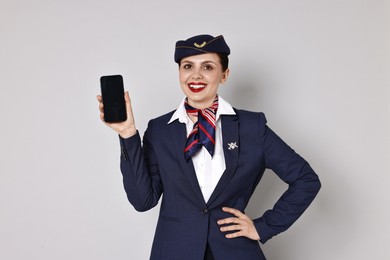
left=100, top=75, right=127, bottom=123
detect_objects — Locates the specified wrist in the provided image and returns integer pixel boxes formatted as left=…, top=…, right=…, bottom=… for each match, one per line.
left=119, top=128, right=137, bottom=139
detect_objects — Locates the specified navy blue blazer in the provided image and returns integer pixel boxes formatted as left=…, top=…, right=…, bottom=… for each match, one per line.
left=119, top=109, right=321, bottom=260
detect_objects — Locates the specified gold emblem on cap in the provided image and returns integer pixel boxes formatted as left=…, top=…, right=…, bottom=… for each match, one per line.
left=194, top=41, right=206, bottom=48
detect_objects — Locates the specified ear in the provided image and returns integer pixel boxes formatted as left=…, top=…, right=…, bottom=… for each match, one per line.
left=220, top=68, right=230, bottom=84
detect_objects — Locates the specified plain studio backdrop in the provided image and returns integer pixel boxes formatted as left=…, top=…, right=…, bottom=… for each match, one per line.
left=0, top=0, right=389, bottom=259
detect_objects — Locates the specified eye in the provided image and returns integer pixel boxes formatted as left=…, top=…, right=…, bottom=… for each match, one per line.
left=182, top=64, right=192, bottom=70
left=203, top=65, right=213, bottom=70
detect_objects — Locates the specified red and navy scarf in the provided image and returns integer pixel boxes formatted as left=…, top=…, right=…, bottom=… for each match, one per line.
left=184, top=96, right=218, bottom=160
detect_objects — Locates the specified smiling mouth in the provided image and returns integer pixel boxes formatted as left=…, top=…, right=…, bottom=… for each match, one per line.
left=188, top=83, right=206, bottom=92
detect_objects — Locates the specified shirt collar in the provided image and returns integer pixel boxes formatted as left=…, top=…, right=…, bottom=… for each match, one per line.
left=168, top=95, right=236, bottom=124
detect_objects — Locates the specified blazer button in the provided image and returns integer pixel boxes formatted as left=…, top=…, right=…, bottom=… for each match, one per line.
left=201, top=209, right=208, bottom=215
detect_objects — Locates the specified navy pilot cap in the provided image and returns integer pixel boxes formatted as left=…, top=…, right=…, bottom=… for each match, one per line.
left=174, top=34, right=230, bottom=63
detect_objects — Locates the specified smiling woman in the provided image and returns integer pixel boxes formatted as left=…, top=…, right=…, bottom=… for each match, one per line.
left=97, top=34, right=321, bottom=260
left=179, top=53, right=230, bottom=109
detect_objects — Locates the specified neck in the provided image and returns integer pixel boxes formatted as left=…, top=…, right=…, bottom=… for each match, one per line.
left=187, top=95, right=218, bottom=110
left=188, top=114, right=197, bottom=123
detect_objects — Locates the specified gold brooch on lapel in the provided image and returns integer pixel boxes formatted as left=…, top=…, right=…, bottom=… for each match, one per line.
left=194, top=41, right=206, bottom=48
left=228, top=142, right=238, bottom=150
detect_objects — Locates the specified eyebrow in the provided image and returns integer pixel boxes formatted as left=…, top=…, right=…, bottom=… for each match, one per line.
left=181, top=60, right=217, bottom=65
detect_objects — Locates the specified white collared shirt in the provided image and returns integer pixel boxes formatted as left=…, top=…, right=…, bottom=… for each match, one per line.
left=168, top=96, right=236, bottom=203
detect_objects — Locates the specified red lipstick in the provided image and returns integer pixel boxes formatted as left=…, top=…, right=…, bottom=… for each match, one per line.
left=188, top=82, right=206, bottom=93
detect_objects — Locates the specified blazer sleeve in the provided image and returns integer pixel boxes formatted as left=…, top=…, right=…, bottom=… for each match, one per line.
left=252, top=113, right=321, bottom=244
left=119, top=123, right=163, bottom=212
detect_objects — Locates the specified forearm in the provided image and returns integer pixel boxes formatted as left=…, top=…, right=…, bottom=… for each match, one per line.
left=254, top=163, right=321, bottom=243
left=119, top=132, right=163, bottom=212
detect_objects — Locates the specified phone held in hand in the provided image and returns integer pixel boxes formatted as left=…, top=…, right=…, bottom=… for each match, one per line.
left=100, top=75, right=127, bottom=123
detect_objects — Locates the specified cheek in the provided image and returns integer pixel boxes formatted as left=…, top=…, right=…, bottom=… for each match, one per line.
left=207, top=73, right=222, bottom=85
left=179, top=72, right=189, bottom=84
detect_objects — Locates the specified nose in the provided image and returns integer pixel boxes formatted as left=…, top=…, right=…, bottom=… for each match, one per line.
left=192, top=67, right=203, bottom=79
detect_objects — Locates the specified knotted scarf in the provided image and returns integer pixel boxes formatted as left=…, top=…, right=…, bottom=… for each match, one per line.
left=184, top=96, right=218, bottom=160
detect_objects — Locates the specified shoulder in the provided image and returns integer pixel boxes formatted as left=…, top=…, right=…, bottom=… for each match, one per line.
left=145, top=110, right=181, bottom=135
left=148, top=110, right=176, bottom=126
left=143, top=110, right=177, bottom=141
left=233, top=108, right=267, bottom=126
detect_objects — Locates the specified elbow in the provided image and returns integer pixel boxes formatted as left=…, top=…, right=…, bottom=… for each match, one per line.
left=132, top=204, right=151, bottom=212
left=129, top=200, right=153, bottom=212
left=305, top=172, right=322, bottom=200
left=294, top=170, right=322, bottom=197
left=312, top=172, right=322, bottom=194
left=127, top=194, right=158, bottom=212
left=316, top=177, right=322, bottom=192
left=302, top=163, right=322, bottom=193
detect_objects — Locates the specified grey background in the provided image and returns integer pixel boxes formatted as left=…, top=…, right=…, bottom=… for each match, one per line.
left=0, top=0, right=389, bottom=259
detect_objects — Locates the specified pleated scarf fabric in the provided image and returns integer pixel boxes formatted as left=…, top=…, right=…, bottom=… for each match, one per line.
left=184, top=96, right=219, bottom=160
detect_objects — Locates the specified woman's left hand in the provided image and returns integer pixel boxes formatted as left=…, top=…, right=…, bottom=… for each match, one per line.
left=217, top=207, right=260, bottom=241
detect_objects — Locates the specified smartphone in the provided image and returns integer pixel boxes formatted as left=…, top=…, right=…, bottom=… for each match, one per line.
left=100, top=74, right=127, bottom=123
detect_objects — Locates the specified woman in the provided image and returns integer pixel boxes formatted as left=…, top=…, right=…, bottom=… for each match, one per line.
left=97, top=34, right=321, bottom=260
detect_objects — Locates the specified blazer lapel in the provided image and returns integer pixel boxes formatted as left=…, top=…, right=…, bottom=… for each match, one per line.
left=169, top=120, right=206, bottom=204
left=207, top=114, right=239, bottom=206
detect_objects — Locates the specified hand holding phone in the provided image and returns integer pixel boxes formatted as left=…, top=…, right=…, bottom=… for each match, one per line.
left=100, top=75, right=127, bottom=123
left=98, top=75, right=137, bottom=138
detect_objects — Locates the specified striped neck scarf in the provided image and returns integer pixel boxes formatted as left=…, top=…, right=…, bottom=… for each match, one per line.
left=184, top=96, right=219, bottom=160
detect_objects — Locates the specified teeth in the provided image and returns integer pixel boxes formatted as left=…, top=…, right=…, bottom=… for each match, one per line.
left=189, top=85, right=205, bottom=89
